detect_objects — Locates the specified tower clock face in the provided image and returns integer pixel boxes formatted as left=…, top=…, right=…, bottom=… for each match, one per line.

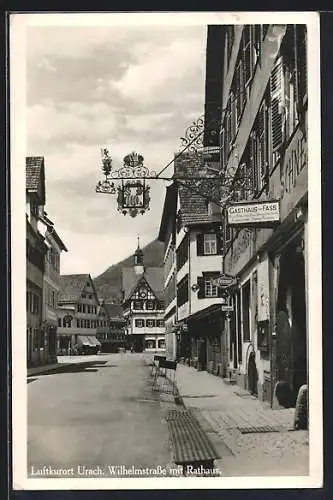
left=138, top=287, right=147, bottom=298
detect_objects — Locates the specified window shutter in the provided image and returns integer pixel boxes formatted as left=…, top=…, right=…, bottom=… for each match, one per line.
left=217, top=232, right=224, bottom=255
left=271, top=99, right=283, bottom=151
left=197, top=277, right=205, bottom=299
left=270, top=57, right=284, bottom=151
left=218, top=285, right=225, bottom=299
left=196, top=234, right=204, bottom=256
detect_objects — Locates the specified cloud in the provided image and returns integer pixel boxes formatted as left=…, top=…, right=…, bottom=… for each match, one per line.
left=26, top=23, right=207, bottom=276
left=111, top=37, right=206, bottom=104
left=27, top=101, right=120, bottom=153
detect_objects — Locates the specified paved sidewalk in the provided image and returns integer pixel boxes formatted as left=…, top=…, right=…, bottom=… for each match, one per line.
left=175, top=363, right=309, bottom=476
left=27, top=358, right=96, bottom=377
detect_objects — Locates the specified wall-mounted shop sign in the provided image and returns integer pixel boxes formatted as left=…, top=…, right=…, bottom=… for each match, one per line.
left=221, top=305, right=234, bottom=312
left=227, top=200, right=280, bottom=227
left=280, top=125, right=307, bottom=221
left=210, top=274, right=237, bottom=288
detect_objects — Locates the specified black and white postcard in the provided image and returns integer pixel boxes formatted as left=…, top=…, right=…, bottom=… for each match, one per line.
left=10, top=11, right=322, bottom=490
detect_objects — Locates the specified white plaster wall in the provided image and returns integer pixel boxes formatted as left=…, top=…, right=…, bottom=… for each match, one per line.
left=178, top=302, right=189, bottom=322
left=189, top=230, right=224, bottom=315
left=177, top=261, right=189, bottom=284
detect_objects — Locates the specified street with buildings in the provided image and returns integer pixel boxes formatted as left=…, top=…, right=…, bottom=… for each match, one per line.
left=24, top=20, right=317, bottom=481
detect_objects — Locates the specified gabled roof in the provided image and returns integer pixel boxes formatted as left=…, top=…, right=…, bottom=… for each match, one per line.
left=122, top=267, right=164, bottom=302
left=26, top=156, right=46, bottom=205
left=59, top=274, right=96, bottom=303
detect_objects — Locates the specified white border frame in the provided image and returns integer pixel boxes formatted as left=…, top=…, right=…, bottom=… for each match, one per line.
left=11, top=11, right=322, bottom=490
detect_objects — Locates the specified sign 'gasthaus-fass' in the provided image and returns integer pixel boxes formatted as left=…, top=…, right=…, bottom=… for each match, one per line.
left=227, top=200, right=280, bottom=226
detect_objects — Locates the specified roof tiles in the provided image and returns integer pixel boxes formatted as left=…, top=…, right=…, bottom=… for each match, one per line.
left=26, top=156, right=44, bottom=191
left=59, top=274, right=91, bottom=303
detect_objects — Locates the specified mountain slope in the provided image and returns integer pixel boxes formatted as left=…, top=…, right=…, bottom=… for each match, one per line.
left=93, top=239, right=164, bottom=302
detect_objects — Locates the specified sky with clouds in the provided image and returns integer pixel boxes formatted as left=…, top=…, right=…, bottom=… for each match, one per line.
left=26, top=20, right=207, bottom=278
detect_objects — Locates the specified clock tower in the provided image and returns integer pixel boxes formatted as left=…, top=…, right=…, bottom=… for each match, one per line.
left=133, top=236, right=144, bottom=275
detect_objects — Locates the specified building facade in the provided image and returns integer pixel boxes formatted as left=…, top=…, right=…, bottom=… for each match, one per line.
left=57, top=274, right=101, bottom=354
left=158, top=183, right=178, bottom=359
left=173, top=152, right=227, bottom=373
left=122, top=242, right=165, bottom=352
left=38, top=213, right=67, bottom=364
left=218, top=24, right=308, bottom=406
left=26, top=157, right=48, bottom=367
left=96, top=302, right=126, bottom=352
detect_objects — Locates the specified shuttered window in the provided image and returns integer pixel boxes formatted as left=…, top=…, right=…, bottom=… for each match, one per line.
left=243, top=26, right=253, bottom=86
left=196, top=233, right=204, bottom=256
left=270, top=56, right=284, bottom=152
left=204, top=279, right=218, bottom=298
left=235, top=59, right=246, bottom=124
left=177, top=275, right=189, bottom=307
left=203, top=233, right=217, bottom=255
left=198, top=272, right=223, bottom=299
left=177, top=234, right=189, bottom=270
left=257, top=102, right=269, bottom=191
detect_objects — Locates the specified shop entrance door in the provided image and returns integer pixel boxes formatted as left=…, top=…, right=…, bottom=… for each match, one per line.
left=276, top=236, right=307, bottom=403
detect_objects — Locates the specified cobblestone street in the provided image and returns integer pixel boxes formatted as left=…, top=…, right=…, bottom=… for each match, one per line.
left=174, top=362, right=309, bottom=476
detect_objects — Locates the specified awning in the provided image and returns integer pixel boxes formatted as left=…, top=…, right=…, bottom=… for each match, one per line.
left=87, top=336, right=101, bottom=347
left=77, top=336, right=101, bottom=347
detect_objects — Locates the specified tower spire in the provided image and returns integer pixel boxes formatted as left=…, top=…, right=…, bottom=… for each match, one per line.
left=133, top=235, right=144, bottom=274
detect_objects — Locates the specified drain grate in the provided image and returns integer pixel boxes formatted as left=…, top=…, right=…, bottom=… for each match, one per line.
left=237, top=425, right=280, bottom=434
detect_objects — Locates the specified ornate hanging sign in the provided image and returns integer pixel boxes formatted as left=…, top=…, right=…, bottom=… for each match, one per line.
left=179, top=114, right=205, bottom=153
left=96, top=148, right=156, bottom=217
